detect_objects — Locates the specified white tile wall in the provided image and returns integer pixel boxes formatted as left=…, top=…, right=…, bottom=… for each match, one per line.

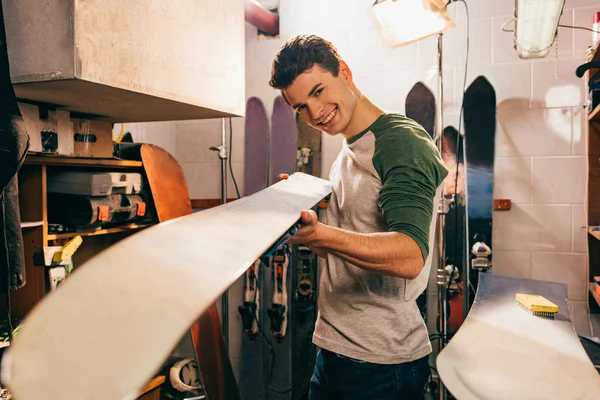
left=456, top=63, right=532, bottom=106
left=493, top=157, right=531, bottom=204
left=572, top=107, right=588, bottom=155
left=494, top=205, right=572, bottom=252
left=493, top=250, right=531, bottom=279
left=572, top=206, right=587, bottom=253
left=530, top=252, right=587, bottom=301
left=531, top=59, right=587, bottom=108
left=531, top=157, right=587, bottom=204
left=496, top=107, right=572, bottom=157
left=124, top=0, right=600, bottom=378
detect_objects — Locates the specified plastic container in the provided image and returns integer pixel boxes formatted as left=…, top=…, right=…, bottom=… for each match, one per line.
left=47, top=171, right=142, bottom=196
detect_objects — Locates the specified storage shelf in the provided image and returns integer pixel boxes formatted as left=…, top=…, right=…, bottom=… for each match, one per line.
left=24, top=154, right=142, bottom=168
left=47, top=223, right=152, bottom=240
left=20, top=221, right=44, bottom=228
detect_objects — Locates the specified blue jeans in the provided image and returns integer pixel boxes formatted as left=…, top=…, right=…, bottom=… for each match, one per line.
left=308, top=349, right=430, bottom=400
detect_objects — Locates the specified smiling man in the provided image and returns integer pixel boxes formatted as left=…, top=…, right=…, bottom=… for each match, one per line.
left=269, top=35, right=448, bottom=400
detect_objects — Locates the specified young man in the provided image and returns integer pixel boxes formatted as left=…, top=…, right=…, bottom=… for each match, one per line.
left=269, top=35, right=448, bottom=399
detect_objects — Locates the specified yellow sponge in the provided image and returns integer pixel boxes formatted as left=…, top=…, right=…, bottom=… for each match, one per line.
left=515, top=293, right=559, bottom=318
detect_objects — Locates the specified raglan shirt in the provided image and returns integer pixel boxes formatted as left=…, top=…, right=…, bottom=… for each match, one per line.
left=313, top=112, right=448, bottom=364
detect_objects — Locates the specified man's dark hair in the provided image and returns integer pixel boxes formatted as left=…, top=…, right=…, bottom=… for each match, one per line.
left=269, top=35, right=342, bottom=90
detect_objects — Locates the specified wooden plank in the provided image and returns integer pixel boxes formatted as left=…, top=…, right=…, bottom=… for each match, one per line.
left=590, top=235, right=600, bottom=296
left=47, top=224, right=152, bottom=240
left=4, top=165, right=47, bottom=318
left=437, top=274, right=600, bottom=399
left=588, top=145, right=600, bottom=224
left=137, top=375, right=165, bottom=397
left=589, top=227, right=600, bottom=241
left=589, top=104, right=600, bottom=123
left=586, top=43, right=600, bottom=62
left=3, top=172, right=331, bottom=400
left=192, top=305, right=239, bottom=400
left=25, top=154, right=142, bottom=168
left=590, top=283, right=600, bottom=308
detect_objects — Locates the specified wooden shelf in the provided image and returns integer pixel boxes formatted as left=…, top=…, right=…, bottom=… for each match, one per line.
left=138, top=375, right=166, bottom=397
left=24, top=154, right=142, bottom=168
left=590, top=283, right=600, bottom=307
left=589, top=104, right=600, bottom=123
left=587, top=43, right=600, bottom=62
left=47, top=223, right=152, bottom=240
left=589, top=227, right=600, bottom=241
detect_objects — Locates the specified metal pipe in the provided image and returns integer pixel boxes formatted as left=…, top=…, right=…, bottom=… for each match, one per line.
left=244, top=0, right=279, bottom=36
left=435, top=32, right=448, bottom=400
left=220, top=118, right=229, bottom=349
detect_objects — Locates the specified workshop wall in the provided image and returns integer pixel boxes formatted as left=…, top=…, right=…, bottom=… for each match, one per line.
left=243, top=0, right=599, bottom=338
left=122, top=0, right=600, bottom=381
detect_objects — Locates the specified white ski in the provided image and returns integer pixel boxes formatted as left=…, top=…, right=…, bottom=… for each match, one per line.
left=2, top=173, right=330, bottom=400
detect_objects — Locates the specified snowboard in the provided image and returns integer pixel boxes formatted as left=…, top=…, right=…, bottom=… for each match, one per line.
left=405, top=81, right=436, bottom=321
left=270, top=96, right=298, bottom=185
left=266, top=95, right=298, bottom=399
left=463, top=76, right=496, bottom=305
left=292, top=116, right=322, bottom=400
left=405, top=82, right=436, bottom=139
left=239, top=96, right=270, bottom=400
left=91, top=143, right=239, bottom=400
left=437, top=274, right=600, bottom=400
left=2, top=173, right=331, bottom=400
left=441, top=126, right=467, bottom=334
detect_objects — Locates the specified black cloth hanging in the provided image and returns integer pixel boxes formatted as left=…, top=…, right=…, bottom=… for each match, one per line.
left=0, top=0, right=30, bottom=293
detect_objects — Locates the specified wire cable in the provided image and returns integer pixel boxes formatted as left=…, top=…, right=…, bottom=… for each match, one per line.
left=228, top=118, right=241, bottom=199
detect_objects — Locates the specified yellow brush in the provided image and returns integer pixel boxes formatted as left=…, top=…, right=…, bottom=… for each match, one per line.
left=515, top=293, right=559, bottom=319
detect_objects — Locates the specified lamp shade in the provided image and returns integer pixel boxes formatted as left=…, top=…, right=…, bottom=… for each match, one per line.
left=514, top=0, right=565, bottom=59
left=372, top=0, right=455, bottom=48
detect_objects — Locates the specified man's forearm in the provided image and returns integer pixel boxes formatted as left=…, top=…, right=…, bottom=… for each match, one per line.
left=309, top=225, right=424, bottom=279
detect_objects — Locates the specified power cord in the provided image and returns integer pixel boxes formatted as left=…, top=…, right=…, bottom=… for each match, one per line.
left=501, top=19, right=600, bottom=35
left=558, top=24, right=600, bottom=34
left=455, top=0, right=473, bottom=302
left=228, top=118, right=241, bottom=199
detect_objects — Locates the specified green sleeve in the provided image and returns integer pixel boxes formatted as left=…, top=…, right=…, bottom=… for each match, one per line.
left=372, top=126, right=448, bottom=262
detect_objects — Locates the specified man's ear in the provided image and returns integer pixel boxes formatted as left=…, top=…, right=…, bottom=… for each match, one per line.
left=339, top=60, right=353, bottom=83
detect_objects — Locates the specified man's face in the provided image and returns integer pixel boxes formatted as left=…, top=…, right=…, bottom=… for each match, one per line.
left=283, top=62, right=356, bottom=136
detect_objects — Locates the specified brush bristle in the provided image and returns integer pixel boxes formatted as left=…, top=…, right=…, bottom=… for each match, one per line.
left=516, top=293, right=558, bottom=319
